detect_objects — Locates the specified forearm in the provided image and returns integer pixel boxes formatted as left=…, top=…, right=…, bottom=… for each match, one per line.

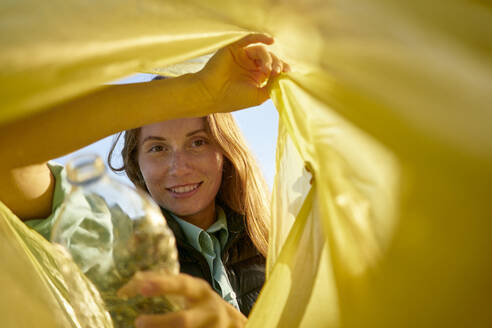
left=0, top=73, right=213, bottom=171
left=0, top=33, right=284, bottom=221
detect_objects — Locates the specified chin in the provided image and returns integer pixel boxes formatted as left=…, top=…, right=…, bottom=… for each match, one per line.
left=169, top=206, right=201, bottom=217
left=161, top=199, right=214, bottom=219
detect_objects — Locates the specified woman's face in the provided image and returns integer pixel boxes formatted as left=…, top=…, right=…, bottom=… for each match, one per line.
left=137, top=117, right=224, bottom=228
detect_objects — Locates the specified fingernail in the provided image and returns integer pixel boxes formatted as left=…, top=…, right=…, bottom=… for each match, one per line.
left=139, top=282, right=154, bottom=296
left=135, top=316, right=145, bottom=328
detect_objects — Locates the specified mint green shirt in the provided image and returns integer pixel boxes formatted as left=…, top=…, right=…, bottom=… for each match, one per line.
left=26, top=162, right=126, bottom=277
left=171, top=208, right=240, bottom=310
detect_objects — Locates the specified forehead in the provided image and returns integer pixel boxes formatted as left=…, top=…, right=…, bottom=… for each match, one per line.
left=139, top=117, right=207, bottom=139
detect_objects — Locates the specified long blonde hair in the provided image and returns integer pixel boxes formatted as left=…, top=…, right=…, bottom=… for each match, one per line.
left=108, top=113, right=270, bottom=256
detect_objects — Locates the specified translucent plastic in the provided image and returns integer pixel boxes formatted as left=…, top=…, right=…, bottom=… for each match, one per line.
left=50, top=154, right=181, bottom=328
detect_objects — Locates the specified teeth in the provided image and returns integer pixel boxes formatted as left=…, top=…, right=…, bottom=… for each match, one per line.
left=170, top=183, right=200, bottom=194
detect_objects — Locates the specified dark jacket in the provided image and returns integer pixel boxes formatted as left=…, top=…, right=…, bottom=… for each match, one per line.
left=161, top=206, right=265, bottom=316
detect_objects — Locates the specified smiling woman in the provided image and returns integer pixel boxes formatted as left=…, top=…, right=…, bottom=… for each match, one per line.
left=108, top=112, right=271, bottom=315
left=137, top=118, right=225, bottom=230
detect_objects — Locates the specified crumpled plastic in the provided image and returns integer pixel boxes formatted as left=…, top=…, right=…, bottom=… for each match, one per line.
left=1, top=0, right=491, bottom=327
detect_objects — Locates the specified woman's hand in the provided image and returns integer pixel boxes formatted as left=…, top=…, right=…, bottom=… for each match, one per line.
left=0, top=33, right=288, bottom=184
left=118, top=271, right=247, bottom=328
left=196, top=33, right=290, bottom=113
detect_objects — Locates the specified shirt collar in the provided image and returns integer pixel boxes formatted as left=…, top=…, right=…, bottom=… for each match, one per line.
left=171, top=206, right=229, bottom=251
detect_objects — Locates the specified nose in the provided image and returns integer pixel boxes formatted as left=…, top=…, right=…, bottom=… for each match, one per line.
left=167, top=150, right=192, bottom=176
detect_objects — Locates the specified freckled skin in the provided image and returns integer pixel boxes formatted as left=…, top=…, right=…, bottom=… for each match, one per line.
left=137, top=117, right=223, bottom=229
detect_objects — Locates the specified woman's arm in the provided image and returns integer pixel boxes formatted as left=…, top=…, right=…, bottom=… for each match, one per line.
left=0, top=34, right=287, bottom=170
left=0, top=33, right=288, bottom=220
left=0, top=163, right=55, bottom=220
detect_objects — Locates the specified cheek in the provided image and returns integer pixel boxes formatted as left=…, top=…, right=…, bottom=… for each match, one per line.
left=137, top=156, right=160, bottom=191
left=137, top=154, right=148, bottom=180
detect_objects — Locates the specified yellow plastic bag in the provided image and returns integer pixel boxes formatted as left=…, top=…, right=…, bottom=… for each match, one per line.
left=1, top=0, right=491, bottom=327
left=0, top=201, right=112, bottom=328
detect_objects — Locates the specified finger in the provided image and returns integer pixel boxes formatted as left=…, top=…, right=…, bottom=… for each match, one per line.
left=140, top=272, right=210, bottom=302
left=117, top=271, right=148, bottom=298
left=135, top=312, right=191, bottom=328
left=230, top=46, right=258, bottom=71
left=248, top=71, right=269, bottom=87
left=118, top=271, right=210, bottom=303
left=260, top=75, right=278, bottom=99
left=135, top=306, right=223, bottom=328
left=270, top=53, right=283, bottom=78
left=135, top=313, right=202, bottom=328
left=244, top=45, right=273, bottom=74
left=232, top=33, right=274, bottom=49
left=283, top=62, right=291, bottom=72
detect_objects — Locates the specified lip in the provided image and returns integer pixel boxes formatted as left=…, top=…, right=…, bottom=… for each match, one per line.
left=166, top=182, right=202, bottom=199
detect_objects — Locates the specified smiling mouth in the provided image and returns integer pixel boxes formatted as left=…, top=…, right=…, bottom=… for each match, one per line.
left=166, top=182, right=202, bottom=194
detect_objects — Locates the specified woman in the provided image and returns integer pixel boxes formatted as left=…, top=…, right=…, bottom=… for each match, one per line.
left=0, top=33, right=289, bottom=328
left=109, top=112, right=270, bottom=315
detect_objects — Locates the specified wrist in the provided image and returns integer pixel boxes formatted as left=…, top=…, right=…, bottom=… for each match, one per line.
left=192, top=69, right=223, bottom=112
left=151, top=72, right=217, bottom=119
left=192, top=70, right=218, bottom=108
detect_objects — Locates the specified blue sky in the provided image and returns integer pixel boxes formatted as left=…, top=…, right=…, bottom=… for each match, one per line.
left=55, top=74, right=279, bottom=188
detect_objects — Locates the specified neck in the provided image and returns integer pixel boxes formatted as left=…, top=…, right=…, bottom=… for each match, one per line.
left=181, top=202, right=216, bottom=230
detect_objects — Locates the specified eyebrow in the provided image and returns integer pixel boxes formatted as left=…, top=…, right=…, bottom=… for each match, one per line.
left=141, top=136, right=165, bottom=144
left=140, top=129, right=207, bottom=145
left=186, top=128, right=207, bottom=137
